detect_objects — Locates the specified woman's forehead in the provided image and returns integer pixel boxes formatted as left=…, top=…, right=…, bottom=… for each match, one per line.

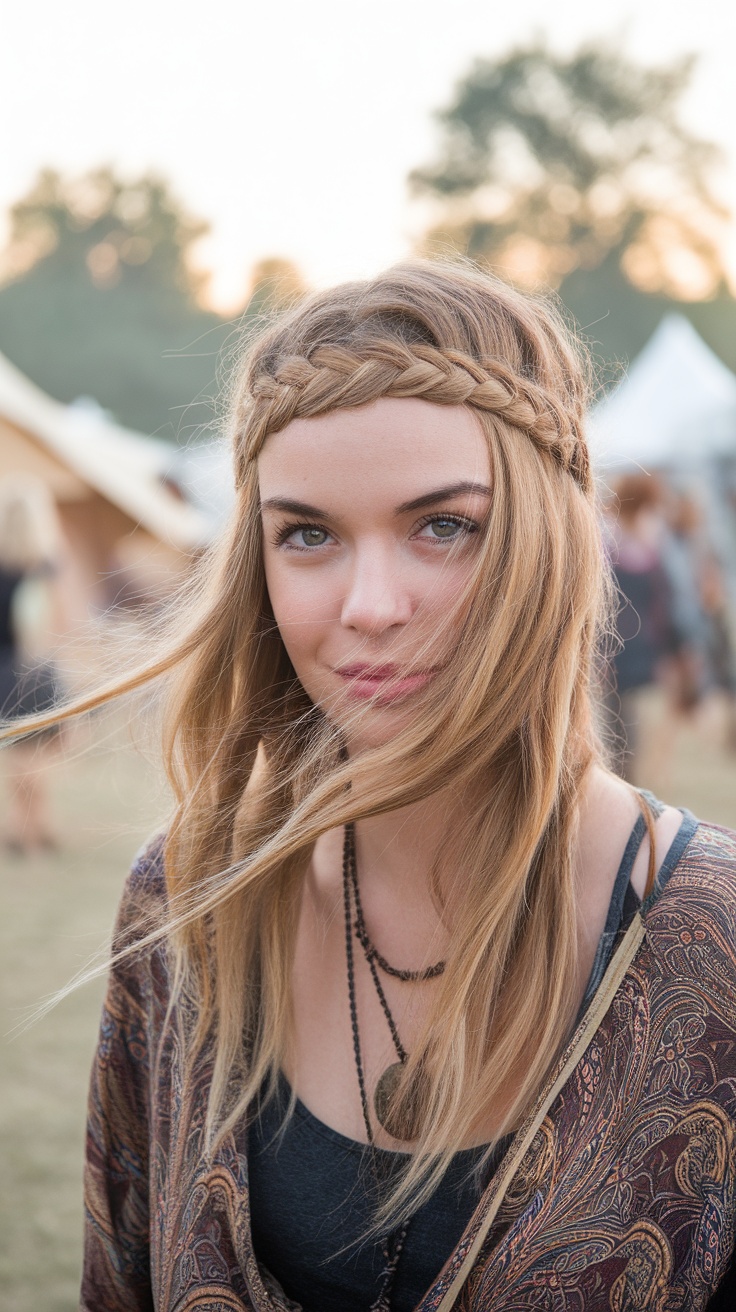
left=257, top=397, right=490, bottom=500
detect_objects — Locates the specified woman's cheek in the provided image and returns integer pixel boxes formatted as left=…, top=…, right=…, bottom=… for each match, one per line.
left=272, top=564, right=337, bottom=627
left=273, top=592, right=330, bottom=681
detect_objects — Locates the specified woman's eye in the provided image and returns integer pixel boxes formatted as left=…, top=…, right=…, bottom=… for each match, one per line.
left=297, top=527, right=328, bottom=547
left=430, top=518, right=462, bottom=539
left=277, top=524, right=332, bottom=549
left=416, top=516, right=474, bottom=541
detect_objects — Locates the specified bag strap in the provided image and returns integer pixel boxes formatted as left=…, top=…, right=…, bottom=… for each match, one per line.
left=434, top=911, right=647, bottom=1312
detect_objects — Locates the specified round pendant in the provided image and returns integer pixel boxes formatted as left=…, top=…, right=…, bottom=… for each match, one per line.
left=373, top=1061, right=421, bottom=1141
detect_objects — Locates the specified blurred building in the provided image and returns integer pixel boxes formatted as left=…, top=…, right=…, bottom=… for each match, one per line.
left=0, top=349, right=211, bottom=620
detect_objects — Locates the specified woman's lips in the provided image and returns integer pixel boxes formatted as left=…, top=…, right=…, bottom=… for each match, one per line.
left=336, top=665, right=438, bottom=704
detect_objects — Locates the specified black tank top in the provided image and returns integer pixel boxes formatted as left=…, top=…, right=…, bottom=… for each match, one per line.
left=247, top=810, right=653, bottom=1311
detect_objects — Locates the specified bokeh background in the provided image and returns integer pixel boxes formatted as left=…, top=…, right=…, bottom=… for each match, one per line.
left=3, top=3, right=736, bottom=1308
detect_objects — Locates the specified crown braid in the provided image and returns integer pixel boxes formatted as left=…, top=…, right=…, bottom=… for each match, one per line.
left=234, top=338, right=590, bottom=493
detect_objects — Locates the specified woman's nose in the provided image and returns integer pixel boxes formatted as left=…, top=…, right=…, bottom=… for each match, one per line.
left=340, top=547, right=414, bottom=635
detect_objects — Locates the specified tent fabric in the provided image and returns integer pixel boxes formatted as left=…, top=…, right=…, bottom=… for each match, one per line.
left=589, top=314, right=736, bottom=472
left=0, top=349, right=209, bottom=550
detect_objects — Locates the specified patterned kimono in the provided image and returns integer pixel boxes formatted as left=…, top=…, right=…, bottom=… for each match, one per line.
left=81, top=819, right=736, bottom=1311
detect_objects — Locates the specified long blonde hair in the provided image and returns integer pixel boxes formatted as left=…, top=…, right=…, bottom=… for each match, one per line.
left=3, top=260, right=608, bottom=1224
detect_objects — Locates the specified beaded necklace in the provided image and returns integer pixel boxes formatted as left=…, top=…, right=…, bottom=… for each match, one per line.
left=342, top=822, right=445, bottom=1142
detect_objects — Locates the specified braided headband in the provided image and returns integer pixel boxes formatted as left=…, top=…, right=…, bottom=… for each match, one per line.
left=234, top=341, right=590, bottom=493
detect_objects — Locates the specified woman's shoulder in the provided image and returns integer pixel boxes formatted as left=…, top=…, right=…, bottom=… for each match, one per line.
left=111, top=833, right=169, bottom=959
left=130, top=832, right=167, bottom=894
left=645, top=812, right=736, bottom=942
left=657, top=813, right=736, bottom=885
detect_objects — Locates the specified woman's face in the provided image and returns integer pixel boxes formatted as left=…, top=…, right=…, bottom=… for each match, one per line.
left=258, top=397, right=491, bottom=747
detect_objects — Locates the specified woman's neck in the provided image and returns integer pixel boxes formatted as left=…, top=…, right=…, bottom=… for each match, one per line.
left=309, top=791, right=459, bottom=971
left=356, top=791, right=459, bottom=897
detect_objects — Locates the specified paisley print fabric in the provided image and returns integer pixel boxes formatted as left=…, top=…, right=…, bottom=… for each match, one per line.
left=81, top=821, right=736, bottom=1310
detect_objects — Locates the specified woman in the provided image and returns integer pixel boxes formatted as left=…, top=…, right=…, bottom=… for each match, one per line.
left=8, top=263, right=734, bottom=1308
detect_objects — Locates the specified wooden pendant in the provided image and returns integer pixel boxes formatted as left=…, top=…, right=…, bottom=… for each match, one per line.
left=373, top=1061, right=423, bottom=1141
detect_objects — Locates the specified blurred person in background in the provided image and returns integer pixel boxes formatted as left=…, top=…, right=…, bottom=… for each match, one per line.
left=659, top=489, right=710, bottom=714
left=662, top=488, right=736, bottom=751
left=0, top=475, right=66, bottom=853
left=699, top=548, right=736, bottom=748
left=603, top=472, right=685, bottom=780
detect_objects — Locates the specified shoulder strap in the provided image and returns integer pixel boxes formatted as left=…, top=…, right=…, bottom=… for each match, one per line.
left=636, top=790, right=658, bottom=900
left=434, top=912, right=647, bottom=1312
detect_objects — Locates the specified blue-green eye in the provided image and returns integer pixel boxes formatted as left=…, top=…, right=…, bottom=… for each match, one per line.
left=429, top=518, right=462, bottom=538
left=296, top=527, right=328, bottom=547
left=416, top=515, right=476, bottom=541
left=273, top=522, right=333, bottom=550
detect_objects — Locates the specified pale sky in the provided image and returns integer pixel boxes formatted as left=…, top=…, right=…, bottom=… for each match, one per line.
left=2, top=0, right=736, bottom=309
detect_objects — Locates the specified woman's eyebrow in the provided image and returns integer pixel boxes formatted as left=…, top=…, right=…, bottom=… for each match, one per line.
left=395, top=481, right=492, bottom=515
left=260, top=497, right=329, bottom=518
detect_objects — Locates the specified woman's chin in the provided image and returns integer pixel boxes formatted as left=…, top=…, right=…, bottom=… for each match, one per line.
left=344, top=728, right=398, bottom=753
left=338, top=705, right=415, bottom=754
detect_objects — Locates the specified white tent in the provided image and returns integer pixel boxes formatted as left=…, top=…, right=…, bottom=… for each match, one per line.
left=590, top=314, right=736, bottom=472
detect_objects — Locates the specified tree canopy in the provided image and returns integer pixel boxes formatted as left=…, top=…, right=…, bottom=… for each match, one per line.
left=411, top=40, right=730, bottom=301
left=1, top=166, right=210, bottom=295
left=0, top=168, right=229, bottom=437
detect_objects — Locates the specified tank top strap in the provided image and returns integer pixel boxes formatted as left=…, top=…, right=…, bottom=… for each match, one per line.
left=578, top=810, right=648, bottom=1017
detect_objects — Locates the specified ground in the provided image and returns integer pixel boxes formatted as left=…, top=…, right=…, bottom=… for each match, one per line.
left=1, top=692, right=736, bottom=1311
left=0, top=711, right=169, bottom=1312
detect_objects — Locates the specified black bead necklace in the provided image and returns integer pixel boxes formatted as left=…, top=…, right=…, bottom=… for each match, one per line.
left=348, top=823, right=446, bottom=983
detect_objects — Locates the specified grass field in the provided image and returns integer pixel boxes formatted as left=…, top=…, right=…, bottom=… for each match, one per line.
left=0, top=714, right=169, bottom=1312
left=1, top=693, right=736, bottom=1312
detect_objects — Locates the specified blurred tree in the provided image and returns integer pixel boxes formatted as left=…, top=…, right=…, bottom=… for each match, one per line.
left=0, top=168, right=230, bottom=438
left=411, top=40, right=730, bottom=301
left=558, top=250, right=736, bottom=390
left=0, top=166, right=210, bottom=294
left=244, top=257, right=309, bottom=316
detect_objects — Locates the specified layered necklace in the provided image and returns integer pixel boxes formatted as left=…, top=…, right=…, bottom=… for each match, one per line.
left=341, top=821, right=447, bottom=1311
left=341, top=821, right=446, bottom=1142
